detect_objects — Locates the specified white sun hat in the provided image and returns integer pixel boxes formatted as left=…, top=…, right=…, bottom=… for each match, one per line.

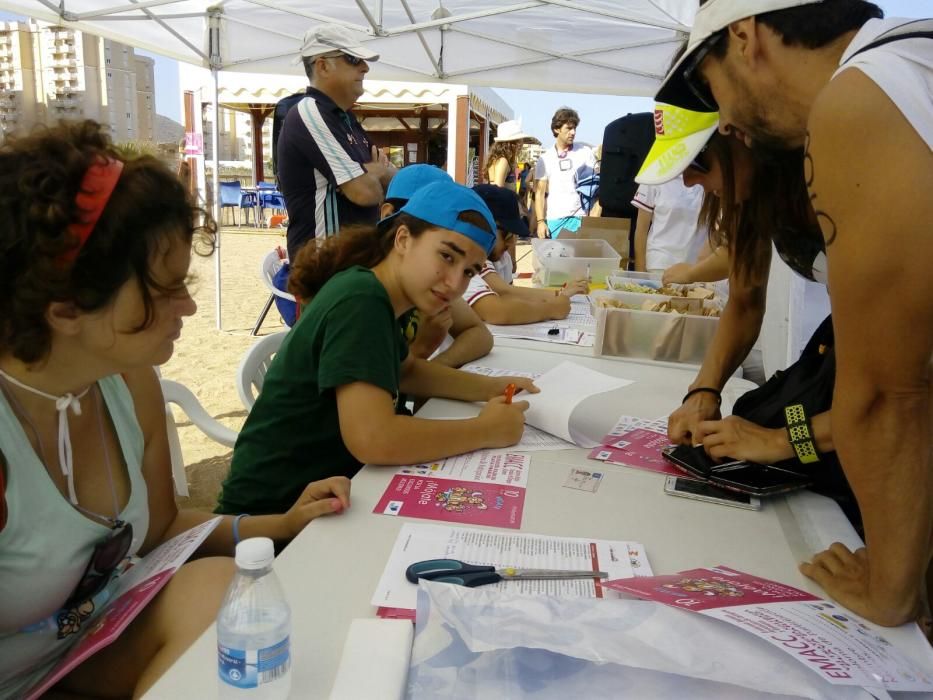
left=494, top=119, right=530, bottom=142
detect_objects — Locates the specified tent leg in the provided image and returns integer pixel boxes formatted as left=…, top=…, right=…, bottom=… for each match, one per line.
left=212, top=67, right=222, bottom=331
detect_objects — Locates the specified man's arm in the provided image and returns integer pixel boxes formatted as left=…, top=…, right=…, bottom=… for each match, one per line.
left=667, top=262, right=768, bottom=445
left=340, top=146, right=395, bottom=206
left=534, top=177, right=549, bottom=237
left=431, top=298, right=493, bottom=368
left=799, top=69, right=933, bottom=626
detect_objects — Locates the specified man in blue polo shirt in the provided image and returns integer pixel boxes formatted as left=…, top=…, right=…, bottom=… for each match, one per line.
left=277, top=24, right=396, bottom=260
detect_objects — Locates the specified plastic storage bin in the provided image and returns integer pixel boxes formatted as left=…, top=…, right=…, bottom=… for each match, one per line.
left=531, top=238, right=621, bottom=287
left=590, top=289, right=720, bottom=364
left=606, top=272, right=664, bottom=291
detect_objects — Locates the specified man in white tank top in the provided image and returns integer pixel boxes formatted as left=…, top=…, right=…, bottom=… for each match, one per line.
left=655, top=0, right=933, bottom=629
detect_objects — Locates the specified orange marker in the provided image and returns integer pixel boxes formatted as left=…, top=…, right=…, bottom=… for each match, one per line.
left=504, top=383, right=517, bottom=405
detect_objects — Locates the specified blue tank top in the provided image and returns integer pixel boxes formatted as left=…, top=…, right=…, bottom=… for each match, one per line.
left=0, top=374, right=149, bottom=699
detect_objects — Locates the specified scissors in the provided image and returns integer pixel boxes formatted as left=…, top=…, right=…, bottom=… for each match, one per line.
left=406, top=558, right=608, bottom=588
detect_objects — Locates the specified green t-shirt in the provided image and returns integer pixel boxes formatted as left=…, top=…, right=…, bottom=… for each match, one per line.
left=217, top=266, right=408, bottom=515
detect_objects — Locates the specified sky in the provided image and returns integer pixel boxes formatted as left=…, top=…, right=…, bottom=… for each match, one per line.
left=5, top=0, right=931, bottom=144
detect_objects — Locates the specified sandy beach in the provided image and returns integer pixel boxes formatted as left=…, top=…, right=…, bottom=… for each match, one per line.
left=166, top=228, right=535, bottom=512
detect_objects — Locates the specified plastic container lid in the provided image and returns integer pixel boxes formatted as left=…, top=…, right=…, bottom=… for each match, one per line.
left=235, top=537, right=275, bottom=570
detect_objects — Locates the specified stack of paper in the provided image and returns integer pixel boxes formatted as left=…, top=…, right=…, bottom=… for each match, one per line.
left=588, top=414, right=680, bottom=477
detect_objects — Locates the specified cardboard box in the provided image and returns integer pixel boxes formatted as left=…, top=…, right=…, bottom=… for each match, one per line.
left=565, top=216, right=630, bottom=264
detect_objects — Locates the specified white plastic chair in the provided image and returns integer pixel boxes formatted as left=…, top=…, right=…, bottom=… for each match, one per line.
left=160, top=378, right=238, bottom=497
left=252, top=249, right=296, bottom=336
left=236, top=331, right=287, bottom=411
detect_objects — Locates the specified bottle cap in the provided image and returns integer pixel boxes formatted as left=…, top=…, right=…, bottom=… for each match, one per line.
left=235, top=537, right=275, bottom=570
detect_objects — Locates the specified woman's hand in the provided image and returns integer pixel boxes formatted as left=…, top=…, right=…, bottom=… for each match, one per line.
left=484, top=376, right=540, bottom=401
left=559, top=279, right=590, bottom=297
left=663, top=263, right=694, bottom=286
left=694, top=415, right=795, bottom=464
left=477, top=395, right=529, bottom=448
left=282, top=477, right=351, bottom=539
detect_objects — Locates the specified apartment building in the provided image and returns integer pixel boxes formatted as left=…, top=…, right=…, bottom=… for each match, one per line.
left=201, top=102, right=272, bottom=164
left=0, top=19, right=156, bottom=141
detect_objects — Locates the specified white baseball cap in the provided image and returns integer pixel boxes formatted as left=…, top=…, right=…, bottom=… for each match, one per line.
left=656, top=0, right=823, bottom=112
left=293, top=24, right=379, bottom=65
left=494, top=119, right=530, bottom=142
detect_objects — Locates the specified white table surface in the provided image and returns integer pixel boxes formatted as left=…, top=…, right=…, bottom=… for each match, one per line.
left=145, top=347, right=933, bottom=699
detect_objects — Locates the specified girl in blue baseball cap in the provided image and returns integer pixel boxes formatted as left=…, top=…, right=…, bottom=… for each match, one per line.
left=218, top=180, right=538, bottom=519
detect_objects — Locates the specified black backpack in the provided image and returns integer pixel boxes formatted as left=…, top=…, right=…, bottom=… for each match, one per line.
left=271, top=90, right=307, bottom=184
left=597, top=112, right=655, bottom=215
left=731, top=315, right=859, bottom=529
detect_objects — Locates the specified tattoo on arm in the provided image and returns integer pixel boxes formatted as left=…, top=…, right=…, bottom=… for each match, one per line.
left=804, top=131, right=839, bottom=247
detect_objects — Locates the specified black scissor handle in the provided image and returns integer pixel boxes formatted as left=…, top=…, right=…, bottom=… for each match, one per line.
left=406, top=558, right=498, bottom=585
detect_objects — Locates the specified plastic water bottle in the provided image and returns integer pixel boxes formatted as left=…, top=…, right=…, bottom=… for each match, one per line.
left=217, top=537, right=292, bottom=699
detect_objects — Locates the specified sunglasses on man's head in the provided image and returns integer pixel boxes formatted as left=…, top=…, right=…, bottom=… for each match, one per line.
left=682, top=31, right=725, bottom=112
left=63, top=520, right=133, bottom=610
left=320, top=52, right=365, bottom=67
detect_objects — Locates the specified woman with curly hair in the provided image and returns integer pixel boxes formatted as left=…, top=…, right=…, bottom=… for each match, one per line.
left=0, top=120, right=349, bottom=698
left=484, top=120, right=530, bottom=281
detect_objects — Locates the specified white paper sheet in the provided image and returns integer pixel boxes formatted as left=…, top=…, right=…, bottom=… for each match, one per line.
left=371, top=523, right=649, bottom=612
left=486, top=322, right=592, bottom=346
left=523, top=361, right=634, bottom=447
left=460, top=364, right=542, bottom=380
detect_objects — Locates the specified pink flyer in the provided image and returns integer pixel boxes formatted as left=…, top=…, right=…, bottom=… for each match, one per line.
left=604, top=566, right=933, bottom=691
left=589, top=427, right=680, bottom=477
left=373, top=452, right=529, bottom=529
left=604, top=565, right=820, bottom=611
left=375, top=475, right=524, bottom=529
left=25, top=518, right=220, bottom=700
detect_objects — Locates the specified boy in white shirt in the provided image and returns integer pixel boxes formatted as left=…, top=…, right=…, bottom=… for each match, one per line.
left=467, top=185, right=587, bottom=325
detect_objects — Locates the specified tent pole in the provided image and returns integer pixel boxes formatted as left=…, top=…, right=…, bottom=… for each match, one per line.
left=208, top=7, right=223, bottom=331
left=211, top=66, right=222, bottom=330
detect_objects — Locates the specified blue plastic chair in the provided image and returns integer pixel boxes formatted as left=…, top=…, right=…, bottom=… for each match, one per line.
left=257, top=181, right=286, bottom=226
left=219, top=180, right=243, bottom=225
left=239, top=190, right=260, bottom=227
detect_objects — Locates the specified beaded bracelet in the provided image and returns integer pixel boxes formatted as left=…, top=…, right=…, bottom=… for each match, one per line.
left=784, top=404, right=820, bottom=465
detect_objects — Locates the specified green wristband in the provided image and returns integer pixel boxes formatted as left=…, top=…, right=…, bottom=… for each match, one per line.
left=784, top=404, right=820, bottom=465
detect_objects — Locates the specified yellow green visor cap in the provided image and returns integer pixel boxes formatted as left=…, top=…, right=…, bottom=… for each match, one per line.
left=635, top=104, right=719, bottom=185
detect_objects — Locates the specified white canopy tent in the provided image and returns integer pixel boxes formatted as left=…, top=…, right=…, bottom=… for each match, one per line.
left=1, top=0, right=694, bottom=329
left=1, top=0, right=826, bottom=374
left=0, top=1, right=692, bottom=93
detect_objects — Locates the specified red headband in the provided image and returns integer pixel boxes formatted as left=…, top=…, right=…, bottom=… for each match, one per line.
left=61, top=157, right=124, bottom=264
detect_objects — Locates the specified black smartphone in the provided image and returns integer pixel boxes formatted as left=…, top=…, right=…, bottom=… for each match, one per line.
left=711, top=463, right=813, bottom=497
left=662, top=445, right=812, bottom=497
left=661, top=444, right=744, bottom=479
